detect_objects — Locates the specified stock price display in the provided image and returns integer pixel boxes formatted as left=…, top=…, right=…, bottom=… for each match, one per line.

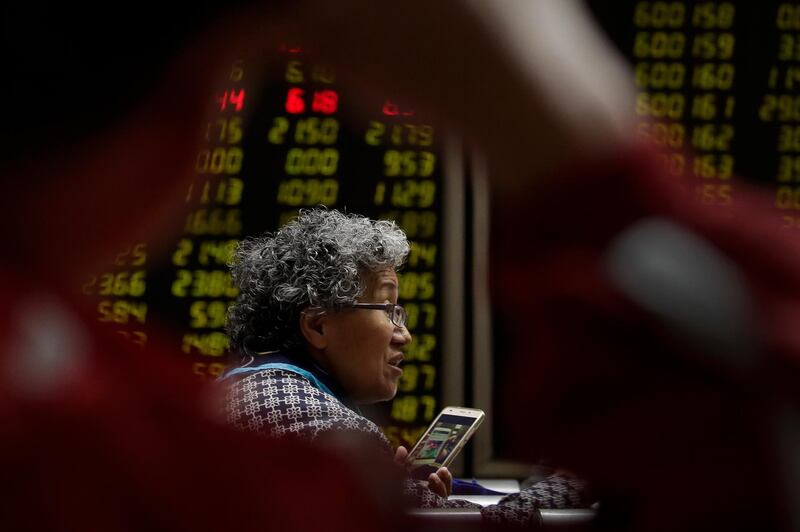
left=589, top=0, right=800, bottom=225
left=82, top=46, right=447, bottom=447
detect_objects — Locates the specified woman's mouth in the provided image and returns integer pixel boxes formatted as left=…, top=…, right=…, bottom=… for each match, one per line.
left=388, top=353, right=404, bottom=374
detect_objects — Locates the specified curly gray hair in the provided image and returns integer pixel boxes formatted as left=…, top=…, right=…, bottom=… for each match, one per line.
left=226, top=208, right=409, bottom=356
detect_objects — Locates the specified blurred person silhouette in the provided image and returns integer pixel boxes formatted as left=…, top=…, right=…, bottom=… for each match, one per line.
left=2, top=1, right=799, bottom=531
left=0, top=3, right=404, bottom=531
left=255, top=1, right=798, bottom=530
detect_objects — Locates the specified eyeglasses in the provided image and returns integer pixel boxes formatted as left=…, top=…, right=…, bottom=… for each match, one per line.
left=348, top=303, right=408, bottom=329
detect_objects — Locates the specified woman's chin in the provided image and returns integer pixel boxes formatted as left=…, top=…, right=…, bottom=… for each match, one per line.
left=355, top=384, right=397, bottom=405
left=376, top=382, right=399, bottom=403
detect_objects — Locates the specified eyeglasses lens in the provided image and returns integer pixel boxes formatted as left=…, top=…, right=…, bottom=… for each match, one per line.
left=392, top=305, right=407, bottom=328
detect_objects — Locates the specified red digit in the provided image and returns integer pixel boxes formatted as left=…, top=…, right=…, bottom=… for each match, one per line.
left=286, top=88, right=305, bottom=114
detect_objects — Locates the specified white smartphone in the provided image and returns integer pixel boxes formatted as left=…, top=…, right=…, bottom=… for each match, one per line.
left=406, top=406, right=485, bottom=480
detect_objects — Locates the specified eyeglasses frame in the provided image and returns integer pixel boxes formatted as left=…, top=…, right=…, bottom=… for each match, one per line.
left=348, top=303, right=408, bottom=328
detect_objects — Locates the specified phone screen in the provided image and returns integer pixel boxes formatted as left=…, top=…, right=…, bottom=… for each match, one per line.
left=407, top=413, right=480, bottom=480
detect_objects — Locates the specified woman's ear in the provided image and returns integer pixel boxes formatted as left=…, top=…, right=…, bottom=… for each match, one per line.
left=299, top=309, right=327, bottom=349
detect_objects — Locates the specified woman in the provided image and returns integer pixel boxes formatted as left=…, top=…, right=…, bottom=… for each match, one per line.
left=223, top=208, right=587, bottom=521
left=223, top=208, right=453, bottom=497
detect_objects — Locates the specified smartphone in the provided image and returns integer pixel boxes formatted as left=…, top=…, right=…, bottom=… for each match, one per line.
left=406, top=406, right=485, bottom=480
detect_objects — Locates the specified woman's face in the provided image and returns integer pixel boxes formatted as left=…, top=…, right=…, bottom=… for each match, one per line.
left=318, top=268, right=412, bottom=404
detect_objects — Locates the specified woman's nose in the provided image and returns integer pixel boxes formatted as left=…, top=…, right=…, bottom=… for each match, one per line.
left=394, top=325, right=412, bottom=345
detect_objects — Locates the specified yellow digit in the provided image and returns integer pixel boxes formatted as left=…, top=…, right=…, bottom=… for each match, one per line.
left=190, top=301, right=208, bottom=328
left=226, top=116, right=243, bottom=144
left=401, top=151, right=417, bottom=176
left=404, top=302, right=419, bottom=329
left=223, top=177, right=244, bottom=206
left=98, top=273, right=114, bottom=295
left=131, top=331, right=147, bottom=348
left=285, top=60, right=304, bottom=83
left=390, top=396, right=418, bottom=422
left=131, top=243, right=147, bottom=266
left=398, top=364, right=418, bottom=392
left=172, top=239, right=193, bottom=266
left=384, top=150, right=401, bottom=176
left=191, top=270, right=207, bottom=297
left=365, top=121, right=385, bottom=146
left=418, top=125, right=434, bottom=146
left=268, top=117, right=290, bottom=144
left=422, top=303, right=437, bottom=328
left=129, top=271, right=146, bottom=297
left=420, top=396, right=436, bottom=421
left=420, top=364, right=436, bottom=390
left=374, top=182, right=386, bottom=205
left=130, top=302, right=147, bottom=324
left=418, top=182, right=436, bottom=208
left=97, top=300, right=113, bottom=322
left=171, top=269, right=192, bottom=297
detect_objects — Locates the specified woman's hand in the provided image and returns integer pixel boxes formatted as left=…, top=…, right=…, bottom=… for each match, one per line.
left=427, top=467, right=453, bottom=498
left=394, top=445, right=409, bottom=466
left=395, top=446, right=452, bottom=497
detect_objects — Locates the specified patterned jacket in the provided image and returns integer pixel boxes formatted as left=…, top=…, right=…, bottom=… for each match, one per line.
left=223, top=356, right=589, bottom=525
